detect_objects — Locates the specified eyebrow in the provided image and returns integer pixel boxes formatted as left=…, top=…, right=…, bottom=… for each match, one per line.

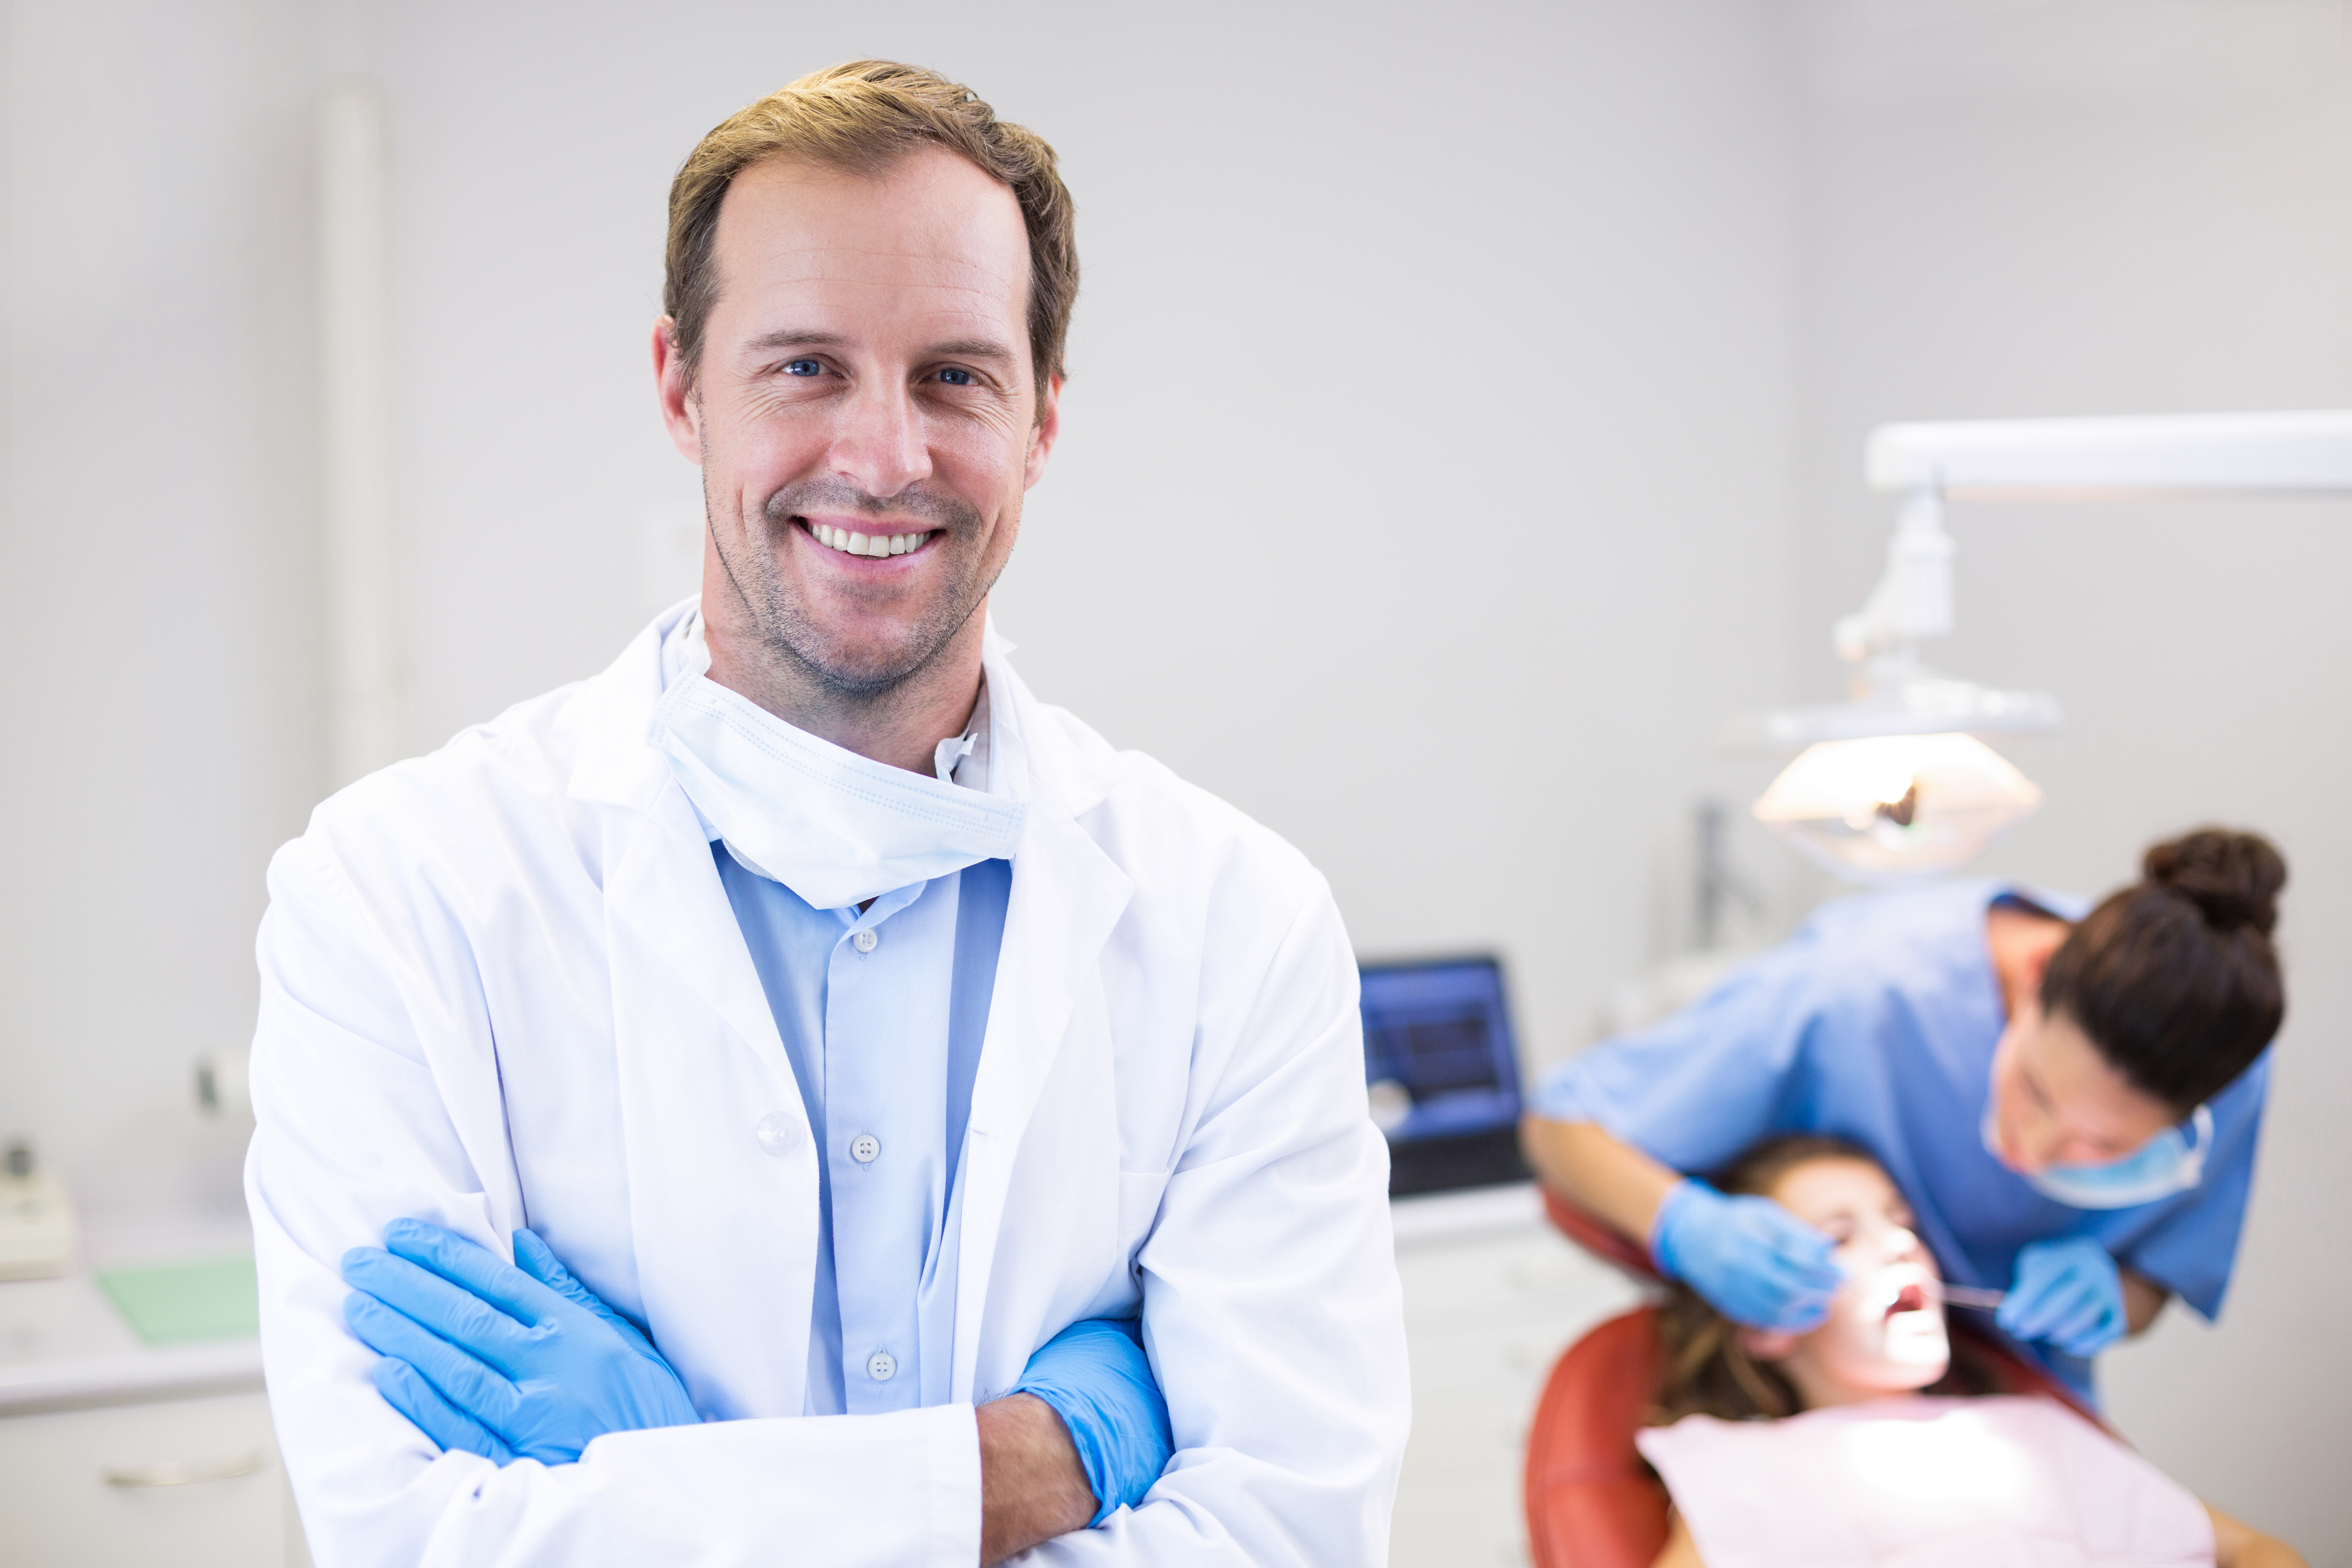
left=743, top=329, right=1017, bottom=365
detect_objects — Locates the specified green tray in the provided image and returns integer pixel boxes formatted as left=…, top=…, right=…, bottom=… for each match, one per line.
left=97, top=1255, right=261, bottom=1345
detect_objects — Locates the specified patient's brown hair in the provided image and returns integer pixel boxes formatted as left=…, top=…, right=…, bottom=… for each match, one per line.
left=1648, top=1136, right=1991, bottom=1427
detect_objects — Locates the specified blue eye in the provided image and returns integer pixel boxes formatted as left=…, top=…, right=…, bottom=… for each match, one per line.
left=784, top=359, right=823, bottom=377
left=936, top=367, right=975, bottom=386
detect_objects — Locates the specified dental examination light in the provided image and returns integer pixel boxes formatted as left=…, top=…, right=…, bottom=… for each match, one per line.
left=1733, top=409, right=2352, bottom=882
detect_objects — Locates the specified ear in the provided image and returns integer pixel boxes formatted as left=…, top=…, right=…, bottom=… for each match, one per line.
left=653, top=318, right=703, bottom=463
left=1023, top=372, right=1063, bottom=489
left=1738, top=1325, right=1800, bottom=1362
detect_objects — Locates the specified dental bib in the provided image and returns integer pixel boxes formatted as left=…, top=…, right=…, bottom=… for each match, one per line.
left=1982, top=1100, right=2212, bottom=1210
left=646, top=613, right=1026, bottom=910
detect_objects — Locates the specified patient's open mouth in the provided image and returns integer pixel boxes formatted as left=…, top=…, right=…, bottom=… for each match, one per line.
left=1885, top=1283, right=1927, bottom=1318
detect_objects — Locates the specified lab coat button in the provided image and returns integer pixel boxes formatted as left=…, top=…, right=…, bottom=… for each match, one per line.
left=852, top=928, right=879, bottom=953
left=867, top=1350, right=897, bottom=1381
left=850, top=1133, right=881, bottom=1164
left=754, top=1113, right=802, bottom=1156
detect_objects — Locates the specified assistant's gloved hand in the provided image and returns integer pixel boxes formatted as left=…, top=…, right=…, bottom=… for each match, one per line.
left=1996, top=1237, right=2126, bottom=1356
left=342, top=1219, right=701, bottom=1466
left=1010, top=1318, right=1173, bottom=1526
left=1650, top=1178, right=1844, bottom=1331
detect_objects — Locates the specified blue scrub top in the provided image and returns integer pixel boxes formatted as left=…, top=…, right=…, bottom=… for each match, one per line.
left=1531, top=878, right=2272, bottom=1395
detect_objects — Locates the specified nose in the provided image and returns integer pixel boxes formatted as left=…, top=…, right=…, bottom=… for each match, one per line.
left=827, top=380, right=933, bottom=499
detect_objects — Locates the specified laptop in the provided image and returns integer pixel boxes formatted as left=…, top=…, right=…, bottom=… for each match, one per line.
left=1358, top=955, right=1532, bottom=1197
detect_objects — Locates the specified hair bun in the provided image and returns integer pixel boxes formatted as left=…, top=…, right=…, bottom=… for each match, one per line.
left=2144, top=829, right=2286, bottom=937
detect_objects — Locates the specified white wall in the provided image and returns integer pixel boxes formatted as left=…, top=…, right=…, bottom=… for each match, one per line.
left=1787, top=2, right=2352, bottom=1552
left=341, top=0, right=1809, bottom=1071
left=0, top=0, right=324, bottom=1213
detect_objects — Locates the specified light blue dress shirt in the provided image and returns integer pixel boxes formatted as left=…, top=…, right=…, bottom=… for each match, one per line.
left=717, top=849, right=1010, bottom=1415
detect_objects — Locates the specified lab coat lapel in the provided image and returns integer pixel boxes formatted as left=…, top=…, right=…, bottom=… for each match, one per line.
left=951, top=648, right=1134, bottom=1400
left=577, top=615, right=819, bottom=1420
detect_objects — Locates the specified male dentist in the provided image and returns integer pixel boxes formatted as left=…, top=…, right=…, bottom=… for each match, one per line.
left=247, top=60, right=1408, bottom=1568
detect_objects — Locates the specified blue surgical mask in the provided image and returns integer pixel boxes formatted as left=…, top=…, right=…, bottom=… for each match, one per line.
left=647, top=612, right=1026, bottom=910
left=1982, top=1100, right=2213, bottom=1209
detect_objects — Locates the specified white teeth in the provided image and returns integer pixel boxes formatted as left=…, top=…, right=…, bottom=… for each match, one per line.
left=811, top=522, right=929, bottom=557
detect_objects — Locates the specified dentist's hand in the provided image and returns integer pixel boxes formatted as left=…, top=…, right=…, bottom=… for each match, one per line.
left=1997, top=1237, right=2126, bottom=1356
left=1012, top=1318, right=1173, bottom=1525
left=1650, top=1178, right=1844, bottom=1331
left=342, top=1219, right=701, bottom=1466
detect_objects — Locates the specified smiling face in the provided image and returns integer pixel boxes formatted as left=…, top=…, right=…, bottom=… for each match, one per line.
left=1743, top=1156, right=1949, bottom=1409
left=655, top=145, right=1058, bottom=707
left=1985, top=1000, right=2178, bottom=1175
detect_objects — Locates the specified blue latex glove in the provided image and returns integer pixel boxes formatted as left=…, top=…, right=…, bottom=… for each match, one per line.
left=1996, top=1237, right=2127, bottom=1356
left=1650, top=1178, right=1844, bottom=1331
left=1011, top=1318, right=1173, bottom=1526
left=342, top=1219, right=701, bottom=1466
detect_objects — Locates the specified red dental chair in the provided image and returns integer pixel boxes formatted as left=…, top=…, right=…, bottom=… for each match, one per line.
left=1523, top=1191, right=2102, bottom=1568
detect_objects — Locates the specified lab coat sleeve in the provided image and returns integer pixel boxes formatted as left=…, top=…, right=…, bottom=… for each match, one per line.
left=245, top=830, right=982, bottom=1568
left=1524, top=949, right=1831, bottom=1176
left=1032, top=878, right=1410, bottom=1568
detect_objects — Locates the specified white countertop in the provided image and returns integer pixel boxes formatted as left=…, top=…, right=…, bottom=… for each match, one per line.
left=0, top=1206, right=262, bottom=1415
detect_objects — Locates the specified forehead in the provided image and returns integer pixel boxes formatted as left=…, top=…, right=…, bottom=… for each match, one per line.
left=708, top=147, right=1031, bottom=348
left=1770, top=1157, right=1896, bottom=1222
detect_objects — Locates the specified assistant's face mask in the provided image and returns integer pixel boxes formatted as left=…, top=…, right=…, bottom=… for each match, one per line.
left=1983, top=1100, right=2212, bottom=1209
left=646, top=615, right=1026, bottom=910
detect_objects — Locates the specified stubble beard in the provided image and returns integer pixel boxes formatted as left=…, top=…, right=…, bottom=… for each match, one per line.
left=707, top=472, right=1007, bottom=706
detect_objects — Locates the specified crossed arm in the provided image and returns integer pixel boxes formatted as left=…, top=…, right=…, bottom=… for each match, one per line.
left=338, top=1220, right=1158, bottom=1565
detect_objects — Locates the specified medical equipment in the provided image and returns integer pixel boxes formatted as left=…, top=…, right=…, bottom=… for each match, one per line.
left=1931, top=1282, right=2007, bottom=1311
left=1649, top=1180, right=1843, bottom=1333
left=1359, top=956, right=1529, bottom=1195
left=1732, top=408, right=2352, bottom=881
left=1011, top=1318, right=1175, bottom=1527
left=0, top=1139, right=79, bottom=1281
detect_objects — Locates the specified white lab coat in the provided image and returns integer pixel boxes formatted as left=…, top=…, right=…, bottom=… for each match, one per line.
left=245, top=606, right=1410, bottom=1568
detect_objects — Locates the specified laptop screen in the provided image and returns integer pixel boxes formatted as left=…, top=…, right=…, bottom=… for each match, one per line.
left=1358, top=956, right=1530, bottom=1194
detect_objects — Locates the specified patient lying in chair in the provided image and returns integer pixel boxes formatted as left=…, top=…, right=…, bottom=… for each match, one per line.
left=1639, top=1136, right=2303, bottom=1568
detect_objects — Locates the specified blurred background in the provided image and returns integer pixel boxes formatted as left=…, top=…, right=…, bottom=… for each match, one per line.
left=2, top=0, right=2347, bottom=1561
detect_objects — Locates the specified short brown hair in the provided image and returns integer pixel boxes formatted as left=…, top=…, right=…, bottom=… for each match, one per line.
left=664, top=60, right=1078, bottom=398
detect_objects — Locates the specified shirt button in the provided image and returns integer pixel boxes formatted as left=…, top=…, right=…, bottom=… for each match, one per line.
left=754, top=1113, right=802, bottom=1156
left=867, top=1350, right=897, bottom=1382
left=852, top=928, right=879, bottom=953
left=850, top=1133, right=882, bottom=1164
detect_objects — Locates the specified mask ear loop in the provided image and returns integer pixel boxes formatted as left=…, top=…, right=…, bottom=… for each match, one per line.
left=2176, top=1105, right=2215, bottom=1186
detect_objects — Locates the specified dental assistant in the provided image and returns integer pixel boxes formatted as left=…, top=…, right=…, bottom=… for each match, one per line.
left=1522, top=829, right=2287, bottom=1398
left=245, top=62, right=1408, bottom=1568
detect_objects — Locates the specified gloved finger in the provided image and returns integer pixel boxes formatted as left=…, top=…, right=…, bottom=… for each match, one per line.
left=1996, top=1281, right=2070, bottom=1341
left=1766, top=1240, right=1847, bottom=1296
left=383, top=1218, right=570, bottom=1330
left=371, top=1356, right=514, bottom=1463
left=510, top=1230, right=657, bottom=1358
left=1775, top=1290, right=1835, bottom=1333
left=343, top=1291, right=525, bottom=1435
left=344, top=1246, right=539, bottom=1367
left=1753, top=1206, right=1846, bottom=1292
left=2044, top=1289, right=2115, bottom=1353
